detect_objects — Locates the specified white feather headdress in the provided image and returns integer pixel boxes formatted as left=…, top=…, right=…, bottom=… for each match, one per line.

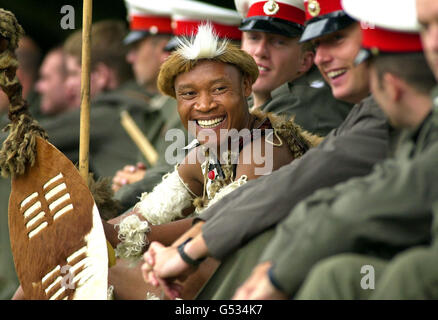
left=176, top=23, right=229, bottom=60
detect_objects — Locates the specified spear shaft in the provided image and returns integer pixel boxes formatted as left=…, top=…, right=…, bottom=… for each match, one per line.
left=79, top=0, right=93, bottom=182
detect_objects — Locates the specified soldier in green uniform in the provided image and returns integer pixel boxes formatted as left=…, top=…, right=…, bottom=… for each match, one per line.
left=230, top=0, right=438, bottom=300
left=34, top=47, right=77, bottom=118
left=138, top=0, right=394, bottom=300
left=236, top=0, right=352, bottom=136
left=28, top=20, right=150, bottom=180
left=296, top=0, right=438, bottom=300
left=110, top=0, right=181, bottom=206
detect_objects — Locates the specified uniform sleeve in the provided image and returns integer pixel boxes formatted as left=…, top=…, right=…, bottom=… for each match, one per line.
left=200, top=101, right=390, bottom=259
left=263, top=142, right=438, bottom=296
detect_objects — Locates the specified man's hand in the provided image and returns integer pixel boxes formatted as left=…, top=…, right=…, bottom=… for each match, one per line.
left=142, top=241, right=197, bottom=299
left=232, top=261, right=288, bottom=300
left=112, top=162, right=146, bottom=192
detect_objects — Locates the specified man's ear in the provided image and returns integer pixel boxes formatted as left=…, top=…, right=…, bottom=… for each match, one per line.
left=158, top=38, right=171, bottom=64
left=383, top=72, right=404, bottom=102
left=298, top=50, right=315, bottom=74
left=159, top=50, right=171, bottom=65
left=92, top=62, right=117, bottom=92
left=243, top=75, right=253, bottom=98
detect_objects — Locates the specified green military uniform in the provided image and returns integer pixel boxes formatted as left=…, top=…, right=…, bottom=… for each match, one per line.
left=197, top=96, right=390, bottom=260
left=195, top=96, right=391, bottom=299
left=295, top=253, right=388, bottom=299
left=197, top=91, right=437, bottom=299
left=295, top=89, right=438, bottom=300
left=0, top=178, right=18, bottom=299
left=257, top=89, right=438, bottom=298
left=114, top=94, right=188, bottom=212
left=254, top=66, right=353, bottom=136
left=295, top=243, right=438, bottom=300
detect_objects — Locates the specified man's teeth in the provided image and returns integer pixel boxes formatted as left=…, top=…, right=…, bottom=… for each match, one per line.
left=258, top=66, right=268, bottom=71
left=327, top=69, right=347, bottom=79
left=197, top=117, right=225, bottom=128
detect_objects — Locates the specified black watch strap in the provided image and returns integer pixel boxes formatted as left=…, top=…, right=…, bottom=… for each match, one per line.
left=177, top=237, right=206, bottom=267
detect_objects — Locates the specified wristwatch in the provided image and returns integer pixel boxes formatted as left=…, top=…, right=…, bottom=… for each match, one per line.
left=177, top=237, right=206, bottom=267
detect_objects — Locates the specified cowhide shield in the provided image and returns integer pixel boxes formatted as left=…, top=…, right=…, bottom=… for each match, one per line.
left=8, top=137, right=108, bottom=300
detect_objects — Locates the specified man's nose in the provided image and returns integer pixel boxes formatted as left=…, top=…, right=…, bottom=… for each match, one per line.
left=35, top=79, right=43, bottom=93
left=425, top=24, right=438, bottom=52
left=126, top=49, right=137, bottom=64
left=314, top=43, right=333, bottom=67
left=253, top=38, right=269, bottom=59
left=194, top=92, right=216, bottom=112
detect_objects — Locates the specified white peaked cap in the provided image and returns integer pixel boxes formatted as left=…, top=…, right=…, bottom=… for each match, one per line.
left=123, top=0, right=174, bottom=44
left=172, top=0, right=241, bottom=26
left=342, top=0, right=420, bottom=32
left=125, top=0, right=174, bottom=17
left=235, top=0, right=305, bottom=20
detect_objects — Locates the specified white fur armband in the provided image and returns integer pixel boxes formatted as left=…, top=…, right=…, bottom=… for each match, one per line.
left=114, top=215, right=151, bottom=264
left=133, top=168, right=195, bottom=225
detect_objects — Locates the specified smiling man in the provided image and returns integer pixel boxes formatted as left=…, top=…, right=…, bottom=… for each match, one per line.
left=236, top=0, right=352, bottom=136
left=105, top=24, right=312, bottom=301
left=232, top=0, right=438, bottom=300
left=294, top=0, right=438, bottom=300
left=139, top=0, right=394, bottom=300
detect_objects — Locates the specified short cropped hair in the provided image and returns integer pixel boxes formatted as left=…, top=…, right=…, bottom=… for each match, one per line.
left=372, top=52, right=436, bottom=95
left=64, top=20, right=133, bottom=83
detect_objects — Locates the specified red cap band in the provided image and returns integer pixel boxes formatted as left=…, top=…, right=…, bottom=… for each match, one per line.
left=247, top=1, right=305, bottom=25
left=362, top=26, right=423, bottom=53
left=130, top=15, right=173, bottom=34
left=173, top=20, right=242, bottom=40
left=304, top=0, right=343, bottom=22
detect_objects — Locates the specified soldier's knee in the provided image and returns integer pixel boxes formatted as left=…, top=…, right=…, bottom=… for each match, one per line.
left=307, top=254, right=364, bottom=284
left=390, top=247, right=437, bottom=276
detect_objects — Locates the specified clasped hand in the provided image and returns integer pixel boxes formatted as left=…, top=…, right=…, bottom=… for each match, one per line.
left=141, top=241, right=197, bottom=300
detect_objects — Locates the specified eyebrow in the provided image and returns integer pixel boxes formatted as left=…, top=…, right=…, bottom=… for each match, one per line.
left=176, top=77, right=230, bottom=90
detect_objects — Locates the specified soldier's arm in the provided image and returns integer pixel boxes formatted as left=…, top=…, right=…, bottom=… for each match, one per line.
left=260, top=142, right=438, bottom=297
left=199, top=102, right=389, bottom=260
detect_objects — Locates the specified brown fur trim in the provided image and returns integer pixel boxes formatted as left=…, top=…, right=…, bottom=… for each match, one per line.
left=251, top=108, right=323, bottom=159
left=157, top=42, right=259, bottom=98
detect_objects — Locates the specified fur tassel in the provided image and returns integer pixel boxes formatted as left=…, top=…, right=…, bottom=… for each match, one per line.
left=0, top=9, right=48, bottom=178
left=87, top=173, right=122, bottom=221
left=176, top=23, right=228, bottom=60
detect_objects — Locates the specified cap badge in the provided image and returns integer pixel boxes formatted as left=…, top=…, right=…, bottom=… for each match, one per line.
left=308, top=0, right=321, bottom=17
left=370, top=47, right=380, bottom=56
left=263, top=0, right=280, bottom=15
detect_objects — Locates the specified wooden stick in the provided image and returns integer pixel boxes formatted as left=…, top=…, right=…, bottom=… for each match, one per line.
left=79, top=0, right=93, bottom=182
left=120, top=110, right=159, bottom=166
